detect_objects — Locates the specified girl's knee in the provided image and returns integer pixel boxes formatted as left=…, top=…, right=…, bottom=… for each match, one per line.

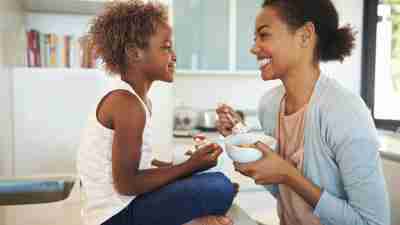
left=194, top=172, right=235, bottom=213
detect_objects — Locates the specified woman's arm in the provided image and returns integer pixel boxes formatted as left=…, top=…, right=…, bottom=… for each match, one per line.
left=313, top=94, right=390, bottom=225
left=285, top=168, right=322, bottom=207
left=233, top=142, right=321, bottom=206
left=311, top=139, right=390, bottom=225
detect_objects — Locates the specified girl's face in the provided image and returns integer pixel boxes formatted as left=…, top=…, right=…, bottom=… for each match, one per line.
left=141, top=23, right=176, bottom=82
left=251, top=6, right=304, bottom=81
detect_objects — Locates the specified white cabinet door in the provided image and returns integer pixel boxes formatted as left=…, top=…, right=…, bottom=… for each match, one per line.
left=12, top=68, right=109, bottom=176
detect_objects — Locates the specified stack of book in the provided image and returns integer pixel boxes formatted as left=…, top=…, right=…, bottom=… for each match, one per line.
left=26, top=30, right=98, bottom=68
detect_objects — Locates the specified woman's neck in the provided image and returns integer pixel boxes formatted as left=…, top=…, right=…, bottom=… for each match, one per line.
left=281, top=64, right=320, bottom=115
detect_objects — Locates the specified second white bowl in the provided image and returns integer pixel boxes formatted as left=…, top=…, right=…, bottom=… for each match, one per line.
left=224, top=133, right=276, bottom=163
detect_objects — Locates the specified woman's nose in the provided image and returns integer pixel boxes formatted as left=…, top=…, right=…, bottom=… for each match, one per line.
left=250, top=45, right=259, bottom=55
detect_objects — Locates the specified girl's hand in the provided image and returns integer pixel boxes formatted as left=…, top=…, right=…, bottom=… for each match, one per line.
left=186, top=143, right=222, bottom=172
left=234, top=142, right=297, bottom=185
left=216, top=104, right=241, bottom=137
left=151, top=159, right=172, bottom=168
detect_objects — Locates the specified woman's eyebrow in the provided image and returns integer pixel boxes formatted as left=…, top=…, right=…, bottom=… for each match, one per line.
left=255, top=24, right=270, bottom=35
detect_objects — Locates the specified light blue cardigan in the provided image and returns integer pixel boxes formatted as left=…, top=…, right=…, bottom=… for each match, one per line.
left=258, top=74, right=390, bottom=225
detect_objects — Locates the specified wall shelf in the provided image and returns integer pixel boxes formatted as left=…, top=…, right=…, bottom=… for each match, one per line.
left=22, top=0, right=105, bottom=15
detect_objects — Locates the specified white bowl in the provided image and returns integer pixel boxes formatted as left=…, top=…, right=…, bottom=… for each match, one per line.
left=224, top=133, right=277, bottom=163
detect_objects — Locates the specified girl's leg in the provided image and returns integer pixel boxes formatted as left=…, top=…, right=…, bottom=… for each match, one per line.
left=104, top=172, right=235, bottom=225
left=184, top=215, right=233, bottom=225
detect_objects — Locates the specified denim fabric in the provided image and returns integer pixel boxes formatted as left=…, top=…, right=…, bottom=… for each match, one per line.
left=102, top=172, right=235, bottom=225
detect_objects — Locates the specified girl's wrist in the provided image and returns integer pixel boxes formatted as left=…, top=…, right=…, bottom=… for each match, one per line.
left=181, top=160, right=197, bottom=173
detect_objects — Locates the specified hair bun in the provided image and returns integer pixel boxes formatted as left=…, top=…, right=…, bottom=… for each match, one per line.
left=321, top=24, right=356, bottom=62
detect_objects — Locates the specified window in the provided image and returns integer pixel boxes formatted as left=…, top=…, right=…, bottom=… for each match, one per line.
left=362, top=0, right=400, bottom=131
left=172, top=0, right=263, bottom=72
left=236, top=0, right=264, bottom=70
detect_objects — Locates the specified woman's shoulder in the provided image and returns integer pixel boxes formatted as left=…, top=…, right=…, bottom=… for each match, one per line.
left=258, top=84, right=285, bottom=112
left=314, top=75, right=378, bottom=145
left=257, top=84, right=285, bottom=132
left=316, top=75, right=369, bottom=119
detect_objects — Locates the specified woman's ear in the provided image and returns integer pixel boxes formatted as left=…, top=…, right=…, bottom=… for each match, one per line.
left=297, top=21, right=316, bottom=48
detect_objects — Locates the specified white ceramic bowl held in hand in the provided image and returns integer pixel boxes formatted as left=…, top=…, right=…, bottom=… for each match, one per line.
left=224, top=133, right=277, bottom=163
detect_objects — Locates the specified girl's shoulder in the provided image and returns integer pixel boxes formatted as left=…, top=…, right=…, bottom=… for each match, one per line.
left=97, top=90, right=146, bottom=130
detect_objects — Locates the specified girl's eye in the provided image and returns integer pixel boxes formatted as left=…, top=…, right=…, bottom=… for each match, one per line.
left=162, top=46, right=172, bottom=51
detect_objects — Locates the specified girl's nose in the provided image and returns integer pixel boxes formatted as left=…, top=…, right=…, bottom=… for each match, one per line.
left=171, top=52, right=177, bottom=62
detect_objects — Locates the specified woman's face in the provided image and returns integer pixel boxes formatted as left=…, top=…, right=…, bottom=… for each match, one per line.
left=251, top=6, right=303, bottom=81
left=141, top=23, right=176, bottom=83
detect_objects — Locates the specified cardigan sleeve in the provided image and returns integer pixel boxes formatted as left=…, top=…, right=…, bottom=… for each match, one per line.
left=314, top=91, right=390, bottom=225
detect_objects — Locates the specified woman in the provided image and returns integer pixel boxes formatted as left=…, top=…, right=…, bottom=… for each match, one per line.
left=216, top=0, right=390, bottom=225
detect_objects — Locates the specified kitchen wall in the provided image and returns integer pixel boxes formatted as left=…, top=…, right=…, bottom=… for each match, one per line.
left=0, top=0, right=25, bottom=177
left=174, top=0, right=364, bottom=111
left=0, top=0, right=25, bottom=223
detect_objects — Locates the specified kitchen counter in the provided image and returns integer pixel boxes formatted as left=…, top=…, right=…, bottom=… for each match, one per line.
left=379, top=130, right=400, bottom=157
left=0, top=175, right=75, bottom=205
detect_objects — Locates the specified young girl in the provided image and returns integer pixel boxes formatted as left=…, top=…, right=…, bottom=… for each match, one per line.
left=77, top=1, right=235, bottom=225
left=217, top=0, right=390, bottom=225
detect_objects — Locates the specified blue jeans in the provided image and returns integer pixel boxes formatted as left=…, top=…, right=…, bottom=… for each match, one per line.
left=102, top=172, right=235, bottom=225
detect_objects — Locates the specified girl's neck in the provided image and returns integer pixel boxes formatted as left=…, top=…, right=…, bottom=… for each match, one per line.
left=121, top=70, right=153, bottom=103
left=281, top=64, right=320, bottom=114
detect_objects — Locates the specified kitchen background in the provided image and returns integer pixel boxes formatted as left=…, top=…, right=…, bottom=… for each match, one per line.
left=0, top=0, right=399, bottom=225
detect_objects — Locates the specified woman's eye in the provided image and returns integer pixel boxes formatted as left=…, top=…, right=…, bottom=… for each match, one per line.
left=254, top=33, right=269, bottom=42
left=259, top=33, right=269, bottom=39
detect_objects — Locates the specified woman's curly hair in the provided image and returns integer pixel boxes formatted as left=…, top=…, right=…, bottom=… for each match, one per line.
left=88, top=0, right=168, bottom=75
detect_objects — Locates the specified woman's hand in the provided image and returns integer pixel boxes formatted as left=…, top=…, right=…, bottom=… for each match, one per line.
left=185, top=143, right=222, bottom=172
left=216, top=104, right=242, bottom=137
left=234, top=142, right=298, bottom=185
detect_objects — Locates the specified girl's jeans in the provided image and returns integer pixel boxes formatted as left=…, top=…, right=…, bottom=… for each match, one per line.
left=102, top=172, right=235, bottom=225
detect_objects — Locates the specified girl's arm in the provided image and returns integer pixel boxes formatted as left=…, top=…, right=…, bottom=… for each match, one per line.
left=106, top=91, right=221, bottom=196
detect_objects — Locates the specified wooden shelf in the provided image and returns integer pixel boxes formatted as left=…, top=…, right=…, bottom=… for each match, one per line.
left=12, top=67, right=107, bottom=79
left=22, top=0, right=105, bottom=15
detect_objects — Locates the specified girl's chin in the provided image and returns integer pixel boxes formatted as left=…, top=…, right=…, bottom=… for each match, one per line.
left=162, top=72, right=174, bottom=82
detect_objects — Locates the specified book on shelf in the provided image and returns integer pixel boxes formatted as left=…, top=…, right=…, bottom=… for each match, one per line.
left=26, top=30, right=98, bottom=69
left=26, top=30, right=41, bottom=67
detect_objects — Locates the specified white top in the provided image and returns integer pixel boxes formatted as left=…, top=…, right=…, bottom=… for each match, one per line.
left=77, top=78, right=153, bottom=225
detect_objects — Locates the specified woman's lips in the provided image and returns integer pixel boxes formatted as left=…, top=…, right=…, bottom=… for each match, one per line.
left=257, top=58, right=271, bottom=70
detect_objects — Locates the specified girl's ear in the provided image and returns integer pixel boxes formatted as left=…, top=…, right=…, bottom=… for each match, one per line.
left=125, top=45, right=143, bottom=62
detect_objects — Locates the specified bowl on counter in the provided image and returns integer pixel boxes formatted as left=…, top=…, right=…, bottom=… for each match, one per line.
left=224, top=133, right=277, bottom=163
